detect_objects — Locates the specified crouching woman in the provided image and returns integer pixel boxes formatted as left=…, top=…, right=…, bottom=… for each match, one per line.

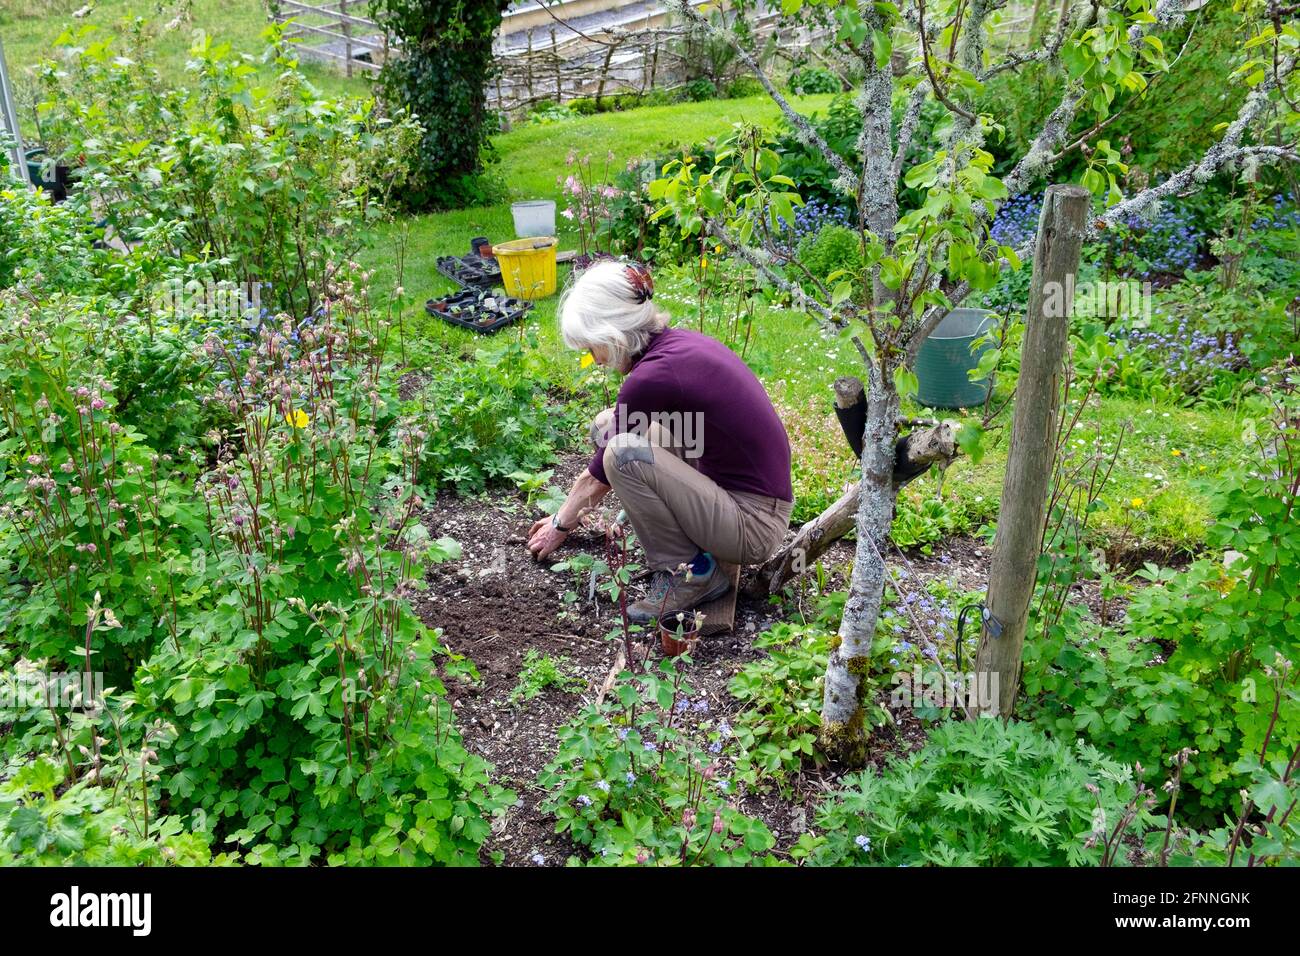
left=526, top=259, right=794, bottom=623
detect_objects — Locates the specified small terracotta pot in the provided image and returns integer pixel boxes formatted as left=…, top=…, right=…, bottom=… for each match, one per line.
left=659, top=622, right=699, bottom=657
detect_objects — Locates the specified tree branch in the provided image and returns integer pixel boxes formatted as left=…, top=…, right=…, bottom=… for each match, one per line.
left=918, top=0, right=978, bottom=123
left=1002, top=0, right=1186, bottom=197
left=892, top=82, right=929, bottom=182
left=856, top=6, right=899, bottom=294
left=668, top=0, right=861, bottom=195
left=978, top=0, right=1077, bottom=81
left=702, top=220, right=842, bottom=328
left=1093, top=53, right=1297, bottom=230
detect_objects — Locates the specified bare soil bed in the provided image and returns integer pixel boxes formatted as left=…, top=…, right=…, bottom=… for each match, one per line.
left=411, top=452, right=1105, bottom=865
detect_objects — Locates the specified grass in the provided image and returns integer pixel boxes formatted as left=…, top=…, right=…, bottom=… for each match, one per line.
left=365, top=92, right=836, bottom=300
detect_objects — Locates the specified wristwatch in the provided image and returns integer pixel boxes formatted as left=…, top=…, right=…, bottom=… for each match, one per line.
left=551, top=514, right=573, bottom=533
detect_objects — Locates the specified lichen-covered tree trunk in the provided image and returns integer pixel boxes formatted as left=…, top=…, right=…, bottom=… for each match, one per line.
left=818, top=366, right=900, bottom=764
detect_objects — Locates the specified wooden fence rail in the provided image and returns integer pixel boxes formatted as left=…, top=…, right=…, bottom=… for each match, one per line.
left=262, top=1, right=1040, bottom=114
left=267, top=0, right=389, bottom=76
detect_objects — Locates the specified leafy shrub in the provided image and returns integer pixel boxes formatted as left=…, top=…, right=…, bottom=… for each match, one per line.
left=526, top=101, right=578, bottom=125
left=0, top=186, right=101, bottom=293
left=0, top=272, right=513, bottom=865
left=1175, top=663, right=1300, bottom=866
left=414, top=336, right=580, bottom=493
left=36, top=24, right=420, bottom=318
left=642, top=88, right=683, bottom=108
left=727, top=623, right=827, bottom=792
left=0, top=303, right=204, bottom=675
left=684, top=77, right=719, bottom=102
left=787, top=66, right=840, bottom=95
left=564, top=95, right=648, bottom=115
left=1024, top=365, right=1300, bottom=819
left=601, top=144, right=719, bottom=265
left=539, top=657, right=777, bottom=866
left=725, top=75, right=766, bottom=98
left=797, top=718, right=1145, bottom=866
left=795, top=223, right=864, bottom=287
left=0, top=756, right=223, bottom=865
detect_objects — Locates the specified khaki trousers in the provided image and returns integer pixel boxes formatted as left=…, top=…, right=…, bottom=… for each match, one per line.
left=591, top=407, right=793, bottom=571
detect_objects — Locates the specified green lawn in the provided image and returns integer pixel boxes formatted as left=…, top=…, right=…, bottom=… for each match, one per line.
left=365, top=92, right=835, bottom=299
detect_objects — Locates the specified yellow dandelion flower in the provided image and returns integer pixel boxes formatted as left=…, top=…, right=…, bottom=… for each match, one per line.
left=285, top=408, right=309, bottom=429
left=1129, top=497, right=1144, bottom=508
left=580, top=352, right=595, bottom=368
left=1171, top=449, right=1182, bottom=457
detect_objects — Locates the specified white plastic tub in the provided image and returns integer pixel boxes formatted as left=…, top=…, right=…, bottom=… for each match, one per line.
left=511, top=200, right=556, bottom=238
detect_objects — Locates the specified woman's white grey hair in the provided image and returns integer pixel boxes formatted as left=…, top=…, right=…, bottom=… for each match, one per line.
left=559, top=259, right=669, bottom=369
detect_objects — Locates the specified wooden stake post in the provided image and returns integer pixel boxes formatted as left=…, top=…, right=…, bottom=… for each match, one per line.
left=974, top=184, right=1091, bottom=717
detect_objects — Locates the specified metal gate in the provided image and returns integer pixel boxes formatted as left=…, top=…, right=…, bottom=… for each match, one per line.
left=0, top=37, right=33, bottom=187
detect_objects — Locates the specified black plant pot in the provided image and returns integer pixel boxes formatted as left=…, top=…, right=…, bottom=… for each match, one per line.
left=25, top=151, right=74, bottom=202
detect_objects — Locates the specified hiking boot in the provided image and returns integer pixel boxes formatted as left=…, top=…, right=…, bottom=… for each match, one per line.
left=627, top=564, right=731, bottom=624
left=627, top=570, right=672, bottom=624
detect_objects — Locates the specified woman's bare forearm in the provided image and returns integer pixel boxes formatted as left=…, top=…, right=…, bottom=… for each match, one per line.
left=556, top=471, right=610, bottom=527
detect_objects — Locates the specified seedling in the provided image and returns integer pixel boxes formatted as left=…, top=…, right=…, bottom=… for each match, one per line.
left=507, top=650, right=584, bottom=706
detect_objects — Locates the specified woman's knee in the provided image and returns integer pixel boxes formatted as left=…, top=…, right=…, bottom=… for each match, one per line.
left=602, top=431, right=655, bottom=486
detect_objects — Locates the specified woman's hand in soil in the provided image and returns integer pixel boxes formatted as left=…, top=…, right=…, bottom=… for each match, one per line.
left=527, top=517, right=568, bottom=560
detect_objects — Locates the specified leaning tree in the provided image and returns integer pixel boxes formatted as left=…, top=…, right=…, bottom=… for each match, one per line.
left=640, top=0, right=1299, bottom=764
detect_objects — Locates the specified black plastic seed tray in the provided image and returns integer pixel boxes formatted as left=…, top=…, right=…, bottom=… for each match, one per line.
left=425, top=288, right=530, bottom=334
left=436, top=253, right=502, bottom=288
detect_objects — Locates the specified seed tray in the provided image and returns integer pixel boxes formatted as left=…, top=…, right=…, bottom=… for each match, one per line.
left=436, top=253, right=502, bottom=288
left=425, top=288, right=530, bottom=334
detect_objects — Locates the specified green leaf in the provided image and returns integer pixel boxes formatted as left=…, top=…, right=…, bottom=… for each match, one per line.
left=872, top=30, right=892, bottom=70
left=893, top=366, right=919, bottom=400
left=955, top=421, right=985, bottom=464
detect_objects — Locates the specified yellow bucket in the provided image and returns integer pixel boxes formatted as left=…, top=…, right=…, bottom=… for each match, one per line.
left=493, top=237, right=558, bottom=300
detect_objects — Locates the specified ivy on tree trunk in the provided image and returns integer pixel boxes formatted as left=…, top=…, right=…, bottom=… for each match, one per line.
left=369, top=0, right=510, bottom=210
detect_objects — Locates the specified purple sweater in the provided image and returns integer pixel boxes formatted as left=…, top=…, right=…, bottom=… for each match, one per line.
left=589, top=327, right=793, bottom=501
